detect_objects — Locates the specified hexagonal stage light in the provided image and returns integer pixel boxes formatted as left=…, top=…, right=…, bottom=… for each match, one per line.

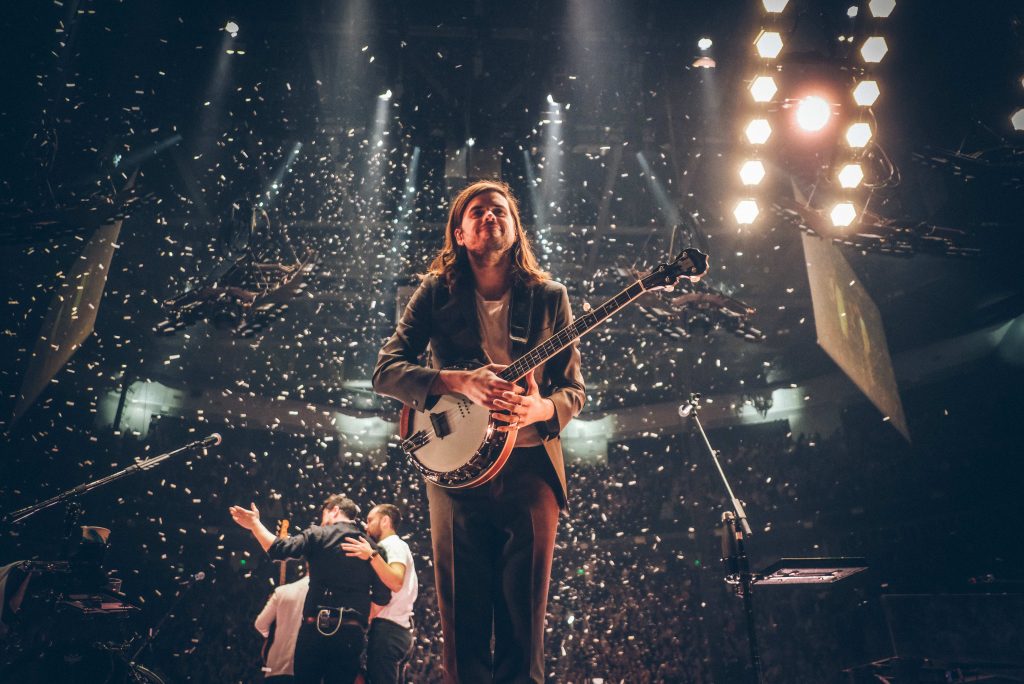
left=739, top=160, right=767, bottom=186
left=837, top=163, right=864, bottom=188
left=830, top=202, right=858, bottom=227
left=762, top=0, right=789, bottom=12
left=755, top=31, right=784, bottom=59
left=734, top=199, right=760, bottom=224
left=745, top=119, right=773, bottom=145
left=868, top=0, right=896, bottom=18
left=861, top=37, right=888, bottom=63
left=845, top=122, right=873, bottom=147
left=1012, top=108, right=1024, bottom=131
left=853, top=80, right=880, bottom=106
left=749, top=76, right=778, bottom=102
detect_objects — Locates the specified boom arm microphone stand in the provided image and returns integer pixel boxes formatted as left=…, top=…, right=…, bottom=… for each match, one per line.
left=3, top=433, right=223, bottom=526
left=679, top=394, right=763, bottom=684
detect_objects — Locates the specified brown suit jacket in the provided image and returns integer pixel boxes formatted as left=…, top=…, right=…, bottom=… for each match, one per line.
left=372, top=274, right=585, bottom=506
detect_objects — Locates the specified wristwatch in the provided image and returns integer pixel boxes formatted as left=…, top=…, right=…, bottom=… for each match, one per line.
left=368, top=549, right=380, bottom=562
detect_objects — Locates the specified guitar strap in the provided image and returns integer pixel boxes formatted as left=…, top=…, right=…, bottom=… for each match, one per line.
left=508, top=281, right=534, bottom=357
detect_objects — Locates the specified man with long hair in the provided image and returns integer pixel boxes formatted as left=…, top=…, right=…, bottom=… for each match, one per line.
left=373, top=180, right=585, bottom=683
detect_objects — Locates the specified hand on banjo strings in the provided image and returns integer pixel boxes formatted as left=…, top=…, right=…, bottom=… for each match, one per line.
left=449, top=363, right=520, bottom=409
left=491, top=370, right=551, bottom=432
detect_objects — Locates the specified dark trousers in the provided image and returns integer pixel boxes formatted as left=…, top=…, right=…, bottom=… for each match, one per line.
left=426, top=446, right=560, bottom=684
left=293, top=621, right=365, bottom=684
left=366, top=617, right=414, bottom=684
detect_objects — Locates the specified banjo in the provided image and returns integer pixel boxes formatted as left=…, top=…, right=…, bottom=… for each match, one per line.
left=399, top=247, right=709, bottom=489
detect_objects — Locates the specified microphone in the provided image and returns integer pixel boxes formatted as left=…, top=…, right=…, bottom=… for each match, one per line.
left=179, top=570, right=206, bottom=585
left=195, top=433, right=222, bottom=448
left=678, top=392, right=701, bottom=418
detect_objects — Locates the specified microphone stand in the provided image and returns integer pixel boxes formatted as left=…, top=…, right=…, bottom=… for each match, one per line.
left=3, top=435, right=221, bottom=525
left=680, top=394, right=763, bottom=684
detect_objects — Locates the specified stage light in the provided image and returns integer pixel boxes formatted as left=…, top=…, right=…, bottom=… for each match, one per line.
left=830, top=202, right=857, bottom=227
left=762, top=0, right=789, bottom=12
left=837, top=163, right=864, bottom=188
left=739, top=160, right=766, bottom=186
left=755, top=31, right=784, bottom=59
left=847, top=6, right=859, bottom=17
left=734, top=199, right=760, bottom=224
left=795, top=96, right=832, bottom=132
left=852, top=80, right=880, bottom=106
left=466, top=137, right=476, bottom=147
left=845, top=122, right=872, bottom=147
left=379, top=89, right=392, bottom=100
left=1012, top=108, right=1024, bottom=131
left=860, top=37, right=888, bottom=63
left=224, top=21, right=239, bottom=36
left=749, top=76, right=778, bottom=102
left=868, top=0, right=896, bottom=18
left=745, top=119, right=773, bottom=144
left=698, top=37, right=713, bottom=50
left=693, top=56, right=716, bottom=68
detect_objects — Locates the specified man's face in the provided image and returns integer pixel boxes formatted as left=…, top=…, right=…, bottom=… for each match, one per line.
left=365, top=508, right=384, bottom=540
left=455, top=190, right=516, bottom=258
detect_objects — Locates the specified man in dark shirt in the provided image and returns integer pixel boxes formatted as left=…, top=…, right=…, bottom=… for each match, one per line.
left=230, top=495, right=391, bottom=684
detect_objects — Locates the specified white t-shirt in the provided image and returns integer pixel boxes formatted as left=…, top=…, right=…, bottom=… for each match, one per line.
left=475, top=290, right=542, bottom=447
left=374, top=535, right=418, bottom=629
left=254, top=575, right=309, bottom=677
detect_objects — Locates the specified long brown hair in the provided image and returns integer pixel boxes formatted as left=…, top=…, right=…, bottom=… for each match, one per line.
left=427, top=180, right=548, bottom=291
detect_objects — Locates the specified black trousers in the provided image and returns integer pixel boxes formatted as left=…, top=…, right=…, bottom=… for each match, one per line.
left=426, top=446, right=561, bottom=684
left=293, top=621, right=364, bottom=684
left=366, top=617, right=413, bottom=684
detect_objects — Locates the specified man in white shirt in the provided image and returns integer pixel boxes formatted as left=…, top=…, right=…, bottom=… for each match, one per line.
left=342, top=503, right=417, bottom=684
left=255, top=574, right=310, bottom=681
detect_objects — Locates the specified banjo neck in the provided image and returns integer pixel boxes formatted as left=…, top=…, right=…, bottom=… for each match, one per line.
left=497, top=279, right=650, bottom=382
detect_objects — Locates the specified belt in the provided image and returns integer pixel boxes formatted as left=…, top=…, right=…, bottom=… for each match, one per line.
left=305, top=607, right=367, bottom=635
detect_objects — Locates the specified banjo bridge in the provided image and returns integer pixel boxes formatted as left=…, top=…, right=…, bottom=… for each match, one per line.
left=429, top=411, right=452, bottom=439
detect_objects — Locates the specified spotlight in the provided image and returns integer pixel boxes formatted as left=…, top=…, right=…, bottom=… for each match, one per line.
left=1012, top=108, right=1024, bottom=131
left=745, top=119, right=773, bottom=145
left=693, top=56, right=716, bottom=69
left=224, top=21, right=239, bottom=36
left=762, top=0, right=789, bottom=12
left=837, top=163, right=864, bottom=188
left=860, top=37, right=888, bottom=63
left=734, top=199, right=760, bottom=224
left=852, top=80, right=881, bottom=106
left=749, top=76, right=778, bottom=103
left=739, top=160, right=766, bottom=186
left=698, top=37, right=713, bottom=50
left=466, top=137, right=476, bottom=147
left=755, top=31, right=784, bottom=59
left=868, top=0, right=896, bottom=18
left=547, top=93, right=557, bottom=105
left=379, top=89, right=393, bottom=100
left=830, top=202, right=857, bottom=227
left=795, top=96, right=832, bottom=132
left=847, top=6, right=859, bottom=17
left=845, top=122, right=873, bottom=147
